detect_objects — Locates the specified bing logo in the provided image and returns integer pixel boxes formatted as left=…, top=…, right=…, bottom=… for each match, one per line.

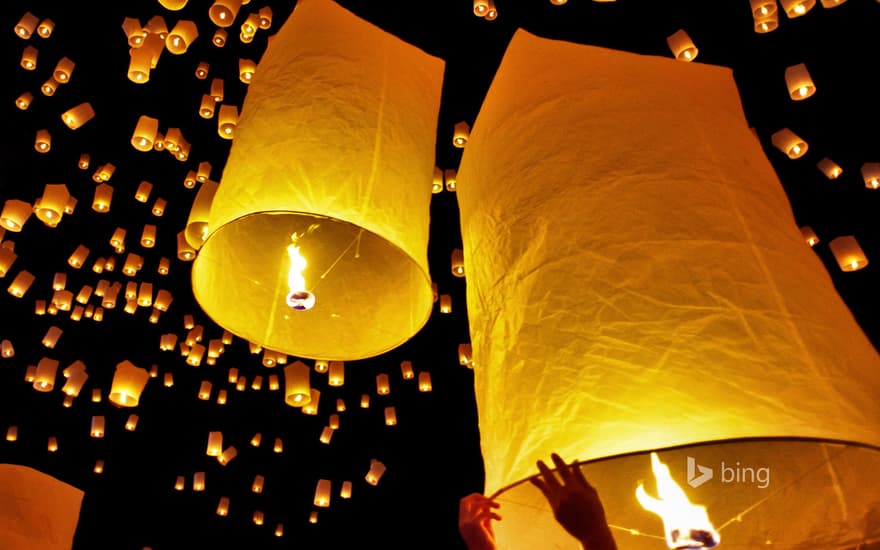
left=687, top=456, right=770, bottom=489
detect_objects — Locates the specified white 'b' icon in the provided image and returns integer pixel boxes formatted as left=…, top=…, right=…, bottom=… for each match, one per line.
left=687, top=456, right=713, bottom=488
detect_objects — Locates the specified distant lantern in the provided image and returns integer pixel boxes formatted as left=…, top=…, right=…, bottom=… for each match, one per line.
left=34, top=184, right=69, bottom=226
left=34, top=129, right=51, bottom=153
left=47, top=437, right=58, bottom=452
left=122, top=17, right=145, bottom=46
left=365, top=459, right=386, bottom=486
left=251, top=376, right=263, bottom=390
left=252, top=474, right=265, bottom=493
left=61, top=103, right=95, bottom=130
left=197, top=162, right=212, bottom=182
left=780, top=0, right=816, bottom=17
left=829, top=236, right=868, bottom=272
left=314, top=479, right=331, bottom=507
left=314, top=360, right=329, bottom=373
left=92, top=184, right=113, bottom=212
left=122, top=253, right=143, bottom=276
left=152, top=198, right=167, bottom=217
left=1, top=340, right=13, bottom=358
left=320, top=426, right=333, bottom=444
left=239, top=58, right=256, bottom=83
left=284, top=361, right=312, bottom=407
left=253, top=511, right=264, bottom=526
left=5, top=426, right=17, bottom=441
left=42, top=326, right=62, bottom=348
left=340, top=481, right=352, bottom=499
left=269, top=374, right=280, bottom=390
left=439, top=294, right=452, bottom=313
left=142, top=224, right=157, bottom=248
left=210, top=0, right=243, bottom=27
left=216, top=497, right=229, bottom=516
left=785, top=63, right=816, bottom=100
left=125, top=414, right=139, bottom=431
left=218, top=446, right=237, bottom=465
left=667, top=29, right=698, bottom=61
left=360, top=393, right=370, bottom=408
left=53, top=57, right=76, bottom=83
left=2, top=200, right=32, bottom=232
left=250, top=433, right=262, bottom=447
left=15, top=92, right=33, bottom=110
left=193, top=472, right=205, bottom=491
left=154, top=289, right=173, bottom=311
left=328, top=414, right=340, bottom=430
left=400, top=360, right=414, bottom=380
left=273, top=437, right=283, bottom=453
left=132, top=115, right=159, bottom=151
left=212, top=28, right=227, bottom=47
left=820, top=0, right=846, bottom=5
left=33, top=357, right=59, bottom=391
left=771, top=128, right=808, bottom=159
left=861, top=163, right=880, bottom=189
left=418, top=371, right=433, bottom=392
left=110, top=360, right=149, bottom=406
left=308, top=511, right=318, bottom=524
left=185, top=180, right=219, bottom=249
left=90, top=416, right=105, bottom=438
left=242, top=13, right=261, bottom=35
left=177, top=231, right=196, bottom=261
left=750, top=0, right=778, bottom=16
left=817, top=157, right=842, bottom=179
left=135, top=181, right=153, bottom=202
left=275, top=524, right=284, bottom=537
left=41, top=78, right=58, bottom=96
left=68, top=245, right=89, bottom=268
left=191, top=0, right=442, bottom=360
left=8, top=270, right=35, bottom=298
left=137, top=283, right=153, bottom=307
left=216, top=389, right=227, bottom=404
left=174, top=476, right=185, bottom=491
left=198, top=380, right=212, bottom=400
left=93, top=460, right=104, bottom=474
left=754, top=11, right=779, bottom=33
left=451, top=248, right=465, bottom=277
left=259, top=7, right=273, bottom=28
left=163, top=372, right=174, bottom=387
left=473, top=0, right=489, bottom=16
left=376, top=373, right=390, bottom=395
left=0, top=248, right=17, bottom=278
left=384, top=406, right=397, bottom=426
left=444, top=169, right=457, bottom=192
left=453, top=121, right=470, bottom=148
left=210, top=78, right=224, bottom=101
left=128, top=46, right=152, bottom=83
left=199, top=95, right=215, bottom=119
left=302, top=389, right=320, bottom=415
left=15, top=12, right=39, bottom=38
left=216, top=104, right=238, bottom=139
left=328, top=361, right=344, bottom=386
left=36, top=18, right=54, bottom=37
left=188, top=344, right=206, bottom=366
left=166, top=20, right=198, bottom=54
left=20, top=45, right=38, bottom=70
left=431, top=166, right=444, bottom=194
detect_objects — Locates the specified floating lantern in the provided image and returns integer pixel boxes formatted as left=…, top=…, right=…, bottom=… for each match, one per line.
left=216, top=105, right=237, bottom=139
left=16, top=92, right=33, bottom=110
left=2, top=200, right=32, bottom=232
left=667, top=29, right=698, bottom=61
left=33, top=357, right=59, bottom=391
left=376, top=373, right=390, bottom=395
left=455, top=31, right=880, bottom=549
left=47, top=437, right=58, bottom=452
left=8, top=270, right=35, bottom=298
left=193, top=472, right=205, bottom=491
left=15, top=12, right=39, bottom=38
left=328, top=361, right=344, bottom=386
left=418, top=371, right=432, bottom=392
left=125, top=414, right=139, bottom=431
left=400, top=360, right=414, bottom=380
left=444, top=169, right=457, bottom=192
left=198, top=380, right=212, bottom=400
left=0, top=249, right=16, bottom=277
left=132, top=116, right=159, bottom=151
left=109, top=360, right=149, bottom=406
left=218, top=446, right=237, bottom=465
left=302, top=389, right=320, bottom=415
left=285, top=361, right=311, bottom=406
left=216, top=497, right=229, bottom=516
left=152, top=198, right=167, bottom=217
left=319, top=426, right=333, bottom=444
left=749, top=0, right=777, bottom=16
left=785, top=63, right=816, bottom=100
left=195, top=61, right=209, bottom=79
left=780, top=0, right=815, bottom=17
left=90, top=416, right=105, bottom=438
left=53, top=57, right=75, bottom=83
left=273, top=438, right=283, bottom=453
left=861, top=162, right=880, bottom=189
left=34, top=129, right=51, bottom=153
left=212, top=28, right=227, bottom=47
left=431, top=166, right=443, bottom=194
left=41, top=78, right=57, bottom=96
left=165, top=20, right=198, bottom=54
left=61, top=103, right=94, bottom=130
left=1, top=340, right=13, bottom=358
left=68, top=245, right=89, bottom=268
left=360, top=394, right=370, bottom=408
left=439, top=294, right=452, bottom=313
left=384, top=406, right=397, bottom=426
left=191, top=0, right=442, bottom=360
left=829, top=236, right=868, bottom=271
left=259, top=7, right=273, bottom=28
left=185, top=180, right=219, bottom=249
left=42, top=326, right=63, bottom=348
left=473, top=0, right=489, bottom=16
left=314, top=479, right=331, bottom=507
left=20, top=45, right=38, bottom=70
left=239, top=58, right=256, bottom=83
left=365, top=459, right=386, bottom=486
left=770, top=128, right=807, bottom=159
left=453, top=121, right=470, bottom=148
left=210, top=0, right=243, bottom=27
left=93, top=460, right=104, bottom=474
left=340, top=481, right=352, bottom=499
left=92, top=184, right=112, bottom=213
left=816, top=157, right=842, bottom=179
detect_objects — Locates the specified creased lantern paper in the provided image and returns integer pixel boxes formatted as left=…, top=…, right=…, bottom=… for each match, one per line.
left=192, top=0, right=443, bottom=360
left=0, top=464, right=83, bottom=550
left=457, top=29, right=880, bottom=549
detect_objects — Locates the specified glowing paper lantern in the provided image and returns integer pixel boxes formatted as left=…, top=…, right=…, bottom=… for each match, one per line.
left=365, top=459, right=386, bottom=486
left=209, top=0, right=242, bottom=27
left=61, top=103, right=94, bottom=130
left=417, top=371, right=432, bottom=392
left=90, top=416, right=105, bottom=438
left=191, top=0, right=443, bottom=360
left=185, top=180, right=219, bottom=249
left=109, top=360, right=149, bottom=406
left=829, top=235, right=868, bottom=271
left=861, top=162, right=880, bottom=189
left=780, top=0, right=815, bottom=17
left=131, top=116, right=159, bottom=151
left=53, top=57, right=75, bottom=83
left=785, top=63, right=816, bottom=100
left=817, top=157, right=842, bottom=179
left=456, top=31, right=880, bottom=549
left=8, top=270, right=35, bottom=298
left=15, top=12, right=39, bottom=38
left=165, top=20, right=198, bottom=54
left=771, top=127, right=807, bottom=158
left=666, top=29, right=698, bottom=61
left=92, top=184, right=113, bottom=212
left=284, top=361, right=311, bottom=406
left=800, top=226, right=819, bottom=246
left=452, top=121, right=470, bottom=148
left=749, top=0, right=778, bottom=16
left=34, top=129, right=51, bottom=153
left=33, top=357, right=59, bottom=391
left=1, top=200, right=32, bottom=232
left=15, top=93, right=33, bottom=110
left=0, top=248, right=17, bottom=277
left=216, top=105, right=237, bottom=138
left=21, top=46, right=38, bottom=70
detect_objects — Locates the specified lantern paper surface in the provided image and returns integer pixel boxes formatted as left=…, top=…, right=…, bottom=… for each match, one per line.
left=191, top=0, right=443, bottom=360
left=456, top=30, right=880, bottom=549
left=0, top=464, right=83, bottom=550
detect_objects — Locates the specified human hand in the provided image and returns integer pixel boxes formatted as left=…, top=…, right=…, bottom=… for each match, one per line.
left=458, top=493, right=501, bottom=550
left=531, top=453, right=617, bottom=550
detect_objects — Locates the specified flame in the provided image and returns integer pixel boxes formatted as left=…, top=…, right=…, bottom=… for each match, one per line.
left=286, top=235, right=307, bottom=295
left=635, top=452, right=720, bottom=549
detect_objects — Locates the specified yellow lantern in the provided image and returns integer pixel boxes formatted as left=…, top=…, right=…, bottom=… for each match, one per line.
left=2, top=200, right=32, bottom=232
left=376, top=373, right=390, bottom=395
left=152, top=198, right=167, bottom=217
left=749, top=0, right=778, bottom=16
left=134, top=181, right=153, bottom=202
left=816, top=157, right=842, bottom=179
left=210, top=78, right=224, bottom=101
left=165, top=20, right=198, bottom=54
left=384, top=406, right=397, bottom=426
left=302, top=389, right=320, bottom=415
left=68, top=244, right=89, bottom=268
left=209, top=0, right=243, bottom=27
left=34, top=184, right=69, bottom=226
left=90, top=416, right=105, bottom=438
left=360, top=394, right=370, bottom=408
left=131, top=115, right=159, bottom=151
left=319, top=426, right=333, bottom=444
left=109, top=360, right=149, bottom=406
left=8, top=270, right=35, bottom=298
left=273, top=438, right=283, bottom=453
left=241, top=13, right=260, bottom=35
left=42, top=326, right=63, bottom=348
left=400, top=360, right=414, bottom=380
left=417, top=371, right=432, bottom=392
left=61, top=368, right=87, bottom=396
left=218, top=446, right=237, bottom=465
left=785, top=63, right=816, bottom=100
left=198, top=380, right=212, bottom=400
left=21, top=45, right=38, bottom=70
left=216, top=105, right=237, bottom=138
left=239, top=58, right=256, bottom=83
left=258, top=7, right=273, bottom=28
left=274, top=524, right=284, bottom=537
left=34, top=129, right=51, bottom=153
left=15, top=12, right=39, bottom=38
left=92, top=184, right=113, bottom=212
left=93, top=460, right=104, bottom=473
left=328, top=361, right=344, bottom=386
left=253, top=511, right=264, bottom=526
left=666, top=29, right=698, bottom=61
left=754, top=8, right=779, bottom=32
left=340, top=481, right=352, bottom=499
left=199, top=94, right=215, bottom=119
left=473, top=0, right=489, bottom=16
left=141, top=224, right=157, bottom=248
left=15, top=92, right=33, bottom=110
left=33, top=357, right=59, bottom=391
left=829, top=235, right=868, bottom=271
left=47, top=436, right=58, bottom=452
left=861, top=162, right=880, bottom=189
left=1, top=339, right=13, bottom=358
left=452, top=121, right=470, bottom=148
left=5, top=426, right=17, bottom=441
left=450, top=248, right=465, bottom=277
left=438, top=294, right=452, bottom=313
left=456, top=31, right=880, bottom=550
left=61, top=103, right=95, bottom=130
left=314, top=479, right=331, bottom=507
left=770, top=127, right=807, bottom=158
left=0, top=248, right=17, bottom=277
left=191, top=0, right=442, bottom=360
left=284, top=360, right=311, bottom=406
left=216, top=497, right=229, bottom=516
left=780, top=0, right=816, bottom=17
left=185, top=180, right=219, bottom=249
left=192, top=472, right=205, bottom=491
left=212, top=28, right=227, bottom=47
left=41, top=78, right=58, bottom=96
left=431, top=166, right=443, bottom=194
left=195, top=61, right=210, bottom=79
left=53, top=57, right=75, bottom=83
left=444, top=169, right=457, bottom=192
left=365, top=459, right=386, bottom=486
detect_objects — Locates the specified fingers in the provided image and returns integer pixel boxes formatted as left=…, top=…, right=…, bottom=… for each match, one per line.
left=536, top=458, right=562, bottom=492
left=551, top=453, right=576, bottom=486
left=530, top=475, right=551, bottom=500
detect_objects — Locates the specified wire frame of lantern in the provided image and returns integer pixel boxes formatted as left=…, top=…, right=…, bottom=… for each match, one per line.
left=785, top=63, right=816, bottom=100
left=191, top=0, right=443, bottom=361
left=829, top=235, right=868, bottom=271
left=455, top=30, right=880, bottom=550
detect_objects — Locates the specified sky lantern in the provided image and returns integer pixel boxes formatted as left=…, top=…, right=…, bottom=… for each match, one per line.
left=109, top=360, right=149, bottom=407
left=191, top=0, right=444, bottom=360
left=456, top=30, right=880, bottom=549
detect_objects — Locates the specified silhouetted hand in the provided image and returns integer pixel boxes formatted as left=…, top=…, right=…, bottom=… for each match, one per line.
left=531, top=453, right=617, bottom=550
left=458, top=493, right=501, bottom=550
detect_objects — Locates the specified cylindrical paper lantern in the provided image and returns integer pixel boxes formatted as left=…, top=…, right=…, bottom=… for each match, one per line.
left=193, top=472, right=205, bottom=491
left=195, top=61, right=209, bottom=79
left=8, top=270, right=35, bottom=297
left=216, top=497, right=229, bottom=516
left=360, top=394, right=370, bottom=408
left=125, top=414, right=139, bottom=431
left=451, top=248, right=465, bottom=277
left=314, top=479, right=331, bottom=507
left=365, top=459, right=386, bottom=485
left=2, top=200, right=32, bottom=232
left=829, top=235, right=868, bottom=271
left=239, top=58, right=256, bottom=83
left=34, top=129, right=51, bottom=153
left=749, top=0, right=777, bottom=16
left=198, top=94, right=215, bottom=119
left=328, top=361, right=344, bottom=386
left=302, top=389, right=320, bottom=415
left=666, top=29, right=698, bottom=61
left=400, top=360, right=414, bottom=380
left=40, top=78, right=57, bottom=96
left=444, top=168, right=457, bottom=192
left=47, top=437, right=58, bottom=452
left=473, top=0, right=489, bottom=16
left=185, top=180, right=219, bottom=249
left=319, top=426, right=333, bottom=444
left=131, top=116, right=159, bottom=151
left=68, top=245, right=89, bottom=268
left=259, top=7, right=273, bottom=28
left=456, top=31, right=880, bottom=550
left=780, top=0, right=816, bottom=17
left=90, top=416, right=105, bottom=438
left=383, top=406, right=397, bottom=425
left=340, top=481, right=352, bottom=499
left=212, top=28, right=227, bottom=47
left=785, top=63, right=815, bottom=100
left=453, top=121, right=470, bottom=148
left=817, top=157, right=842, bottom=179
left=376, top=373, right=390, bottom=395
left=861, top=162, right=880, bottom=189
left=109, top=360, right=149, bottom=406
left=0, top=248, right=17, bottom=277
left=209, top=0, right=243, bottom=26
left=15, top=12, right=39, bottom=38
left=33, top=357, right=59, bottom=391
left=54, top=57, right=75, bottom=83
left=770, top=127, right=807, bottom=158
left=1, top=339, right=13, bottom=358
left=800, top=226, right=819, bottom=246
left=152, top=198, right=167, bottom=217
left=417, top=371, right=432, bottom=392
left=92, top=184, right=113, bottom=212
left=166, top=20, right=198, bottom=54
left=61, top=103, right=94, bottom=130
left=284, top=360, right=311, bottom=406
left=216, top=105, right=237, bottom=138
left=21, top=46, right=38, bottom=70
left=42, top=326, right=62, bottom=348
left=16, top=92, right=33, bottom=110
left=273, top=438, right=283, bottom=453
left=218, top=446, right=237, bottom=465
left=135, top=181, right=153, bottom=202
left=198, top=380, right=212, bottom=400
left=191, top=0, right=442, bottom=360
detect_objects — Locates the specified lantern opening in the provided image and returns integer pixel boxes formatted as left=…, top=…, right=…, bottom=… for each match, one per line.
left=635, top=452, right=720, bottom=549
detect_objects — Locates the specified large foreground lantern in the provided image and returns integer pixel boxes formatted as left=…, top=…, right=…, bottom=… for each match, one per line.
left=191, top=0, right=443, bottom=360
left=457, top=30, right=880, bottom=549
